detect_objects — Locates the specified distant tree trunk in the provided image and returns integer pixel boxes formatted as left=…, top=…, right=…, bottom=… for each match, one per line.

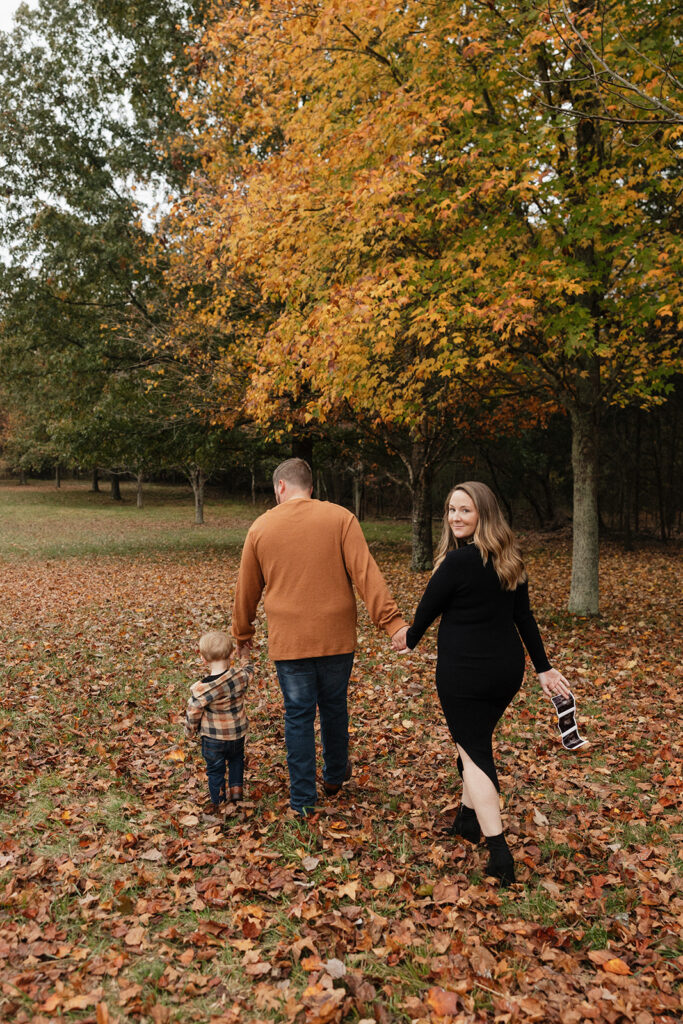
left=292, top=435, right=313, bottom=471
left=484, top=452, right=512, bottom=523
left=652, top=432, right=668, bottom=542
left=55, top=463, right=61, bottom=488
left=188, top=466, right=207, bottom=524
left=250, top=464, right=256, bottom=505
left=110, top=472, right=122, bottom=501
left=136, top=472, right=144, bottom=509
left=351, top=460, right=365, bottom=521
left=633, top=409, right=641, bottom=533
left=568, top=404, right=600, bottom=615
left=91, top=467, right=100, bottom=493
left=18, top=469, right=26, bottom=485
left=408, top=441, right=433, bottom=571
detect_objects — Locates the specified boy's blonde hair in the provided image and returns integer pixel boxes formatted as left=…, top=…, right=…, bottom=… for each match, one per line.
left=199, top=630, right=234, bottom=663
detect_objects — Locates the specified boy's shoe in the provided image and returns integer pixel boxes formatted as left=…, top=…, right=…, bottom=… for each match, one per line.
left=203, top=801, right=222, bottom=816
left=323, top=760, right=352, bottom=796
left=228, top=786, right=243, bottom=802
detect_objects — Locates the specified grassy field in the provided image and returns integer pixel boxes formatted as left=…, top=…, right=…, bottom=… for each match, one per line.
left=0, top=481, right=681, bottom=1023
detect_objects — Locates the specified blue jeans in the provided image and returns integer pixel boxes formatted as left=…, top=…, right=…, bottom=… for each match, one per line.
left=275, top=652, right=354, bottom=813
left=201, top=736, right=245, bottom=804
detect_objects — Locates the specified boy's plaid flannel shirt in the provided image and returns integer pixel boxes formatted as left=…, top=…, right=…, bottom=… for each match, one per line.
left=185, top=663, right=252, bottom=741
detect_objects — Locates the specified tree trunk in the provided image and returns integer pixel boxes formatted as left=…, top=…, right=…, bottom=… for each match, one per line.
left=19, top=469, right=26, bottom=485
left=409, top=442, right=433, bottom=571
left=250, top=464, right=256, bottom=505
left=55, top=463, right=61, bottom=488
left=91, top=467, right=100, bottom=493
left=292, top=436, right=313, bottom=471
left=568, top=406, right=600, bottom=614
left=351, top=460, right=365, bottom=521
left=136, top=472, right=144, bottom=509
left=188, top=467, right=206, bottom=525
left=110, top=472, right=122, bottom=501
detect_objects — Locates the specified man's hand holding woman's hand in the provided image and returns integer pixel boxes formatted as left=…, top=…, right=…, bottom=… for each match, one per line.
left=537, top=668, right=571, bottom=699
left=391, top=626, right=409, bottom=653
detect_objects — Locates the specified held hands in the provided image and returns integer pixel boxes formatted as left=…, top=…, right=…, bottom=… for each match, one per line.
left=236, top=640, right=253, bottom=663
left=391, top=625, right=409, bottom=653
left=538, top=668, right=572, bottom=700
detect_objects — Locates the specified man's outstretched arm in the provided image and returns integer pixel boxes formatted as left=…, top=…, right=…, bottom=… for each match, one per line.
left=342, top=515, right=407, bottom=638
left=232, top=531, right=265, bottom=651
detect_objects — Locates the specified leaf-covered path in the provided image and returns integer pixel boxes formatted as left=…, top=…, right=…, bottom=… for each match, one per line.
left=0, top=510, right=681, bottom=1022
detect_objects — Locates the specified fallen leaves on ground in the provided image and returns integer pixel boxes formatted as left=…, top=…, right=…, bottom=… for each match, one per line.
left=0, top=502, right=681, bottom=1022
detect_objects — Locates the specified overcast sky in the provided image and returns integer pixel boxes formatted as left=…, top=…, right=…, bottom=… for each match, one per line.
left=0, top=0, right=38, bottom=33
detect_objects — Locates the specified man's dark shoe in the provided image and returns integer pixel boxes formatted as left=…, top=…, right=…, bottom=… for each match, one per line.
left=323, top=760, right=352, bottom=796
left=228, top=786, right=243, bottom=803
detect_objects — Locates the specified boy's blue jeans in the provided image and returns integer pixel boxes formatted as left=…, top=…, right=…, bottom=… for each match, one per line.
left=201, top=736, right=245, bottom=804
left=275, top=652, right=354, bottom=814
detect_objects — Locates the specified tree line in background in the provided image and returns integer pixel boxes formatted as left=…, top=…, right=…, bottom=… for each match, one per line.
left=0, top=0, right=680, bottom=613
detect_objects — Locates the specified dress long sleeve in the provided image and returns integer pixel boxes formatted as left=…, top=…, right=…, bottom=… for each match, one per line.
left=513, top=582, right=551, bottom=673
left=406, top=555, right=459, bottom=649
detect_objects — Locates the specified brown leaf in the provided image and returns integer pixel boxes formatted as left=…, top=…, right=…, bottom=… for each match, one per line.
left=470, top=945, right=496, bottom=978
left=426, top=987, right=460, bottom=1015
left=603, top=957, right=631, bottom=975
left=124, top=925, right=146, bottom=946
left=165, top=747, right=186, bottom=761
left=371, top=870, right=395, bottom=890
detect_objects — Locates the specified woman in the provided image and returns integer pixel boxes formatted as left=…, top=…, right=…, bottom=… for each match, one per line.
left=393, top=482, right=570, bottom=885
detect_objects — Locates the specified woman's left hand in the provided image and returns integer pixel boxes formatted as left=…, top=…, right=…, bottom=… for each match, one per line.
left=538, top=668, right=572, bottom=699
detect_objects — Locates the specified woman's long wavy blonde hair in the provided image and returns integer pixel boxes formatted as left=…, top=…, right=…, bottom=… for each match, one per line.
left=433, top=481, right=527, bottom=590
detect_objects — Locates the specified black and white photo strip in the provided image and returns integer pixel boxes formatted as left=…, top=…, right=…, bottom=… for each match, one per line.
left=551, top=692, right=588, bottom=750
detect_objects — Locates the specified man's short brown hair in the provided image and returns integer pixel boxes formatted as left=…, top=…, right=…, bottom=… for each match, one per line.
left=199, top=630, right=234, bottom=663
left=272, top=458, right=313, bottom=491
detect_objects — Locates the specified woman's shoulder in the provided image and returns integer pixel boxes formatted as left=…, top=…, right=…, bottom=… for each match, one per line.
left=441, top=544, right=482, bottom=567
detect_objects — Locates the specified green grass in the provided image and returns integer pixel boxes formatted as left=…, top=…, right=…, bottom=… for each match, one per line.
left=0, top=479, right=412, bottom=559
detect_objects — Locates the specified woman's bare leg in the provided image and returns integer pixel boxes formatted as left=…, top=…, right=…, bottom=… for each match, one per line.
left=461, top=774, right=474, bottom=808
left=456, top=744, right=502, bottom=837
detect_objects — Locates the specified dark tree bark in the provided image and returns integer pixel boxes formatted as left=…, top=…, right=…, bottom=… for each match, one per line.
left=110, top=472, right=122, bottom=501
left=351, top=459, right=365, bottom=521
left=407, top=441, right=433, bottom=571
left=291, top=435, right=313, bottom=471
left=91, top=467, right=100, bottom=493
left=187, top=466, right=207, bottom=524
left=568, top=402, right=600, bottom=614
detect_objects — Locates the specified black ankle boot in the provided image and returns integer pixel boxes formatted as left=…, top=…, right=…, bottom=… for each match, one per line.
left=484, top=833, right=515, bottom=886
left=448, top=804, right=480, bottom=843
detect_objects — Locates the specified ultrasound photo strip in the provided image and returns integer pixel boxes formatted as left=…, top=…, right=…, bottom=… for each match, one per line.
left=551, top=692, right=588, bottom=750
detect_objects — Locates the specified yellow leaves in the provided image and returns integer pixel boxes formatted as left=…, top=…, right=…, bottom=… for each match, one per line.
left=165, top=747, right=186, bottom=762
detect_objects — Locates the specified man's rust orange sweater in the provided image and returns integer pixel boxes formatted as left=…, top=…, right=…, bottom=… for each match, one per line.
left=232, top=498, right=406, bottom=660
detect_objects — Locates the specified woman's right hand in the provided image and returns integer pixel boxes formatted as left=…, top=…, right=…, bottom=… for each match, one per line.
left=391, top=626, right=409, bottom=652
left=538, top=668, right=572, bottom=699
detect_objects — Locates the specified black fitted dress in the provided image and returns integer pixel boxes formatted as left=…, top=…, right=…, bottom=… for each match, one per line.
left=405, top=544, right=550, bottom=792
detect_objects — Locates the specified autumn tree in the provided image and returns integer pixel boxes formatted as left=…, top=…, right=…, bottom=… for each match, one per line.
left=167, top=0, right=682, bottom=600
left=0, top=0, right=205, bottom=492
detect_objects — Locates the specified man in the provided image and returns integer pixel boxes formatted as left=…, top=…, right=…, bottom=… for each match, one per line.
left=232, top=457, right=407, bottom=815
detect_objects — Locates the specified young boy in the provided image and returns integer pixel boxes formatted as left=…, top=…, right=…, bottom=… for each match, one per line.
left=185, top=629, right=252, bottom=813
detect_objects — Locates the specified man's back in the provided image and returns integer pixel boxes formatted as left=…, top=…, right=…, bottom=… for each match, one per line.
left=232, top=498, right=404, bottom=659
